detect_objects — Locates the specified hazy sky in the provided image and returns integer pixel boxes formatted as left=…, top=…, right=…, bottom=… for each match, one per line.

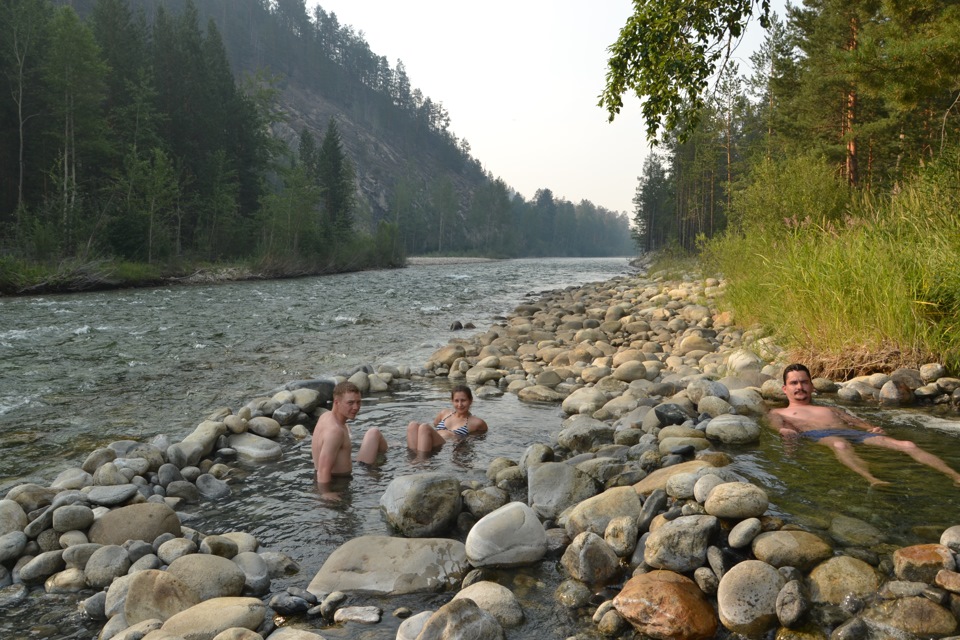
left=314, top=1, right=770, bottom=214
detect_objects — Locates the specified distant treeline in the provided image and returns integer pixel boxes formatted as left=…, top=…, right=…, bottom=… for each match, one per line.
left=0, top=0, right=632, bottom=288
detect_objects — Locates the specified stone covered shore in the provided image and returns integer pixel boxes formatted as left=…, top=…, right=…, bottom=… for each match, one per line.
left=3, top=265, right=960, bottom=639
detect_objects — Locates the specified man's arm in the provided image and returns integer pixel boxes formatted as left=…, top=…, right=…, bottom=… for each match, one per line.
left=313, top=426, right=345, bottom=484
left=833, top=408, right=885, bottom=433
left=768, top=410, right=800, bottom=438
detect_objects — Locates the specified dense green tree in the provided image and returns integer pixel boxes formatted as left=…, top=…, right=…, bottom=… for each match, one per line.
left=600, top=0, right=772, bottom=141
left=632, top=154, right=675, bottom=252
left=317, top=117, right=355, bottom=240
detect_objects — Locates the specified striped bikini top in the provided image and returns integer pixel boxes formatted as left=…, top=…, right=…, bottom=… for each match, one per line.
left=436, top=413, right=470, bottom=437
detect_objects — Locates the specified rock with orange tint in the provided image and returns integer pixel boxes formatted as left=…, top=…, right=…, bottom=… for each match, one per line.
left=893, top=544, right=956, bottom=583
left=613, top=570, right=717, bottom=640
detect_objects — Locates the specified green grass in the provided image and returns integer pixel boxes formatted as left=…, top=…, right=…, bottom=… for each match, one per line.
left=703, top=152, right=960, bottom=378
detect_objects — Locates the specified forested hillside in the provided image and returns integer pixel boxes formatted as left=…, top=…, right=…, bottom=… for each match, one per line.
left=607, top=0, right=960, bottom=375
left=0, top=0, right=633, bottom=292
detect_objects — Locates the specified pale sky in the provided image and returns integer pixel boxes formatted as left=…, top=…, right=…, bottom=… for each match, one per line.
left=313, top=1, right=772, bottom=214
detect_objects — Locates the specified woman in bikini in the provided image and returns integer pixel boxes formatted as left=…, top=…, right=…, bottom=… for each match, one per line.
left=406, top=384, right=488, bottom=452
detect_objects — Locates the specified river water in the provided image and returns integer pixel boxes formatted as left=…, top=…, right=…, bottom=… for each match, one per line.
left=3, top=257, right=960, bottom=639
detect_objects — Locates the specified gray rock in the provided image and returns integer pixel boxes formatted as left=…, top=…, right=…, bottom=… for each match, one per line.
left=518, top=443, right=554, bottom=474
left=233, top=551, right=270, bottom=595
left=415, top=597, right=505, bottom=640
left=527, top=462, right=598, bottom=520
left=453, top=581, right=523, bottom=627
left=0, top=499, right=28, bottom=536
left=380, top=472, right=461, bottom=537
left=557, top=414, right=616, bottom=451
left=82, top=448, right=117, bottom=474
left=776, top=579, right=808, bottom=627
left=85, top=545, right=131, bottom=589
left=63, top=543, right=101, bottom=569
left=465, top=502, right=546, bottom=568
left=717, top=559, right=784, bottom=637
left=462, top=486, right=510, bottom=519
left=52, top=505, right=95, bottom=533
left=225, top=433, right=282, bottom=462
left=396, top=611, right=432, bottom=640
left=6, top=484, right=57, bottom=513
left=561, top=531, right=620, bottom=585
left=306, top=536, right=468, bottom=596
left=86, top=484, right=139, bottom=507
left=167, top=553, right=246, bottom=600
left=160, top=597, right=267, bottom=639
left=644, top=515, right=718, bottom=573
left=564, top=486, right=642, bottom=538
left=17, top=550, right=65, bottom=584
left=196, top=474, right=231, bottom=500
left=157, top=538, right=198, bottom=564
left=88, top=503, right=181, bottom=546
left=122, top=569, right=200, bottom=625
left=93, top=461, right=130, bottom=486
left=50, top=467, right=94, bottom=491
left=166, top=480, right=201, bottom=504
left=200, top=535, right=239, bottom=559
left=157, top=463, right=184, bottom=487
left=705, top=414, right=761, bottom=444
left=0, top=531, right=28, bottom=564
left=728, top=518, right=762, bottom=548
left=333, top=605, right=381, bottom=624
left=703, top=482, right=768, bottom=519
left=604, top=515, right=639, bottom=557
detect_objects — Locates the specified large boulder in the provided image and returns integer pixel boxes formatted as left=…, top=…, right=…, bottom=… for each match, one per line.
left=122, top=569, right=200, bottom=625
left=751, top=531, right=833, bottom=571
left=564, top=487, right=642, bottom=538
left=380, top=472, right=461, bottom=537
left=561, top=531, right=620, bottom=585
left=166, top=554, right=246, bottom=600
left=644, top=515, right=718, bottom=573
left=704, top=415, right=761, bottom=445
left=527, top=462, right=598, bottom=520
left=160, top=597, right=266, bottom=640
left=415, top=598, right=505, bottom=640
left=717, top=560, right=784, bottom=637
left=87, top=503, right=181, bottom=546
left=225, top=433, right=282, bottom=462
left=465, top=502, right=546, bottom=568
left=557, top=415, right=615, bottom=451
left=452, top=581, right=523, bottom=628
left=614, top=570, right=717, bottom=640
left=306, top=536, right=468, bottom=596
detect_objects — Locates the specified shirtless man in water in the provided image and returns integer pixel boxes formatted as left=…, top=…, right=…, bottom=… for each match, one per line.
left=769, top=363, right=960, bottom=486
left=312, top=381, right=387, bottom=485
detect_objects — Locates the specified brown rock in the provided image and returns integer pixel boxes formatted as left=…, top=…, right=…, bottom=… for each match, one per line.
left=613, top=570, right=717, bottom=640
left=863, top=596, right=957, bottom=636
left=893, top=544, right=956, bottom=583
left=936, top=569, right=960, bottom=594
left=123, top=569, right=200, bottom=625
left=633, top=461, right=712, bottom=496
left=88, top=503, right=181, bottom=546
left=751, top=531, right=832, bottom=571
left=807, top=556, right=879, bottom=605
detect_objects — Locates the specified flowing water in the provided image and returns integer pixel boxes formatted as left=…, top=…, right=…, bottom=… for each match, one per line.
left=3, top=257, right=960, bottom=639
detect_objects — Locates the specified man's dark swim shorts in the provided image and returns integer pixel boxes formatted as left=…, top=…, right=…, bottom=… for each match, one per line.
left=801, top=429, right=881, bottom=444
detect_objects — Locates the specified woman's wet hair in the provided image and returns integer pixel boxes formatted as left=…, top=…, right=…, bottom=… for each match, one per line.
left=782, top=363, right=811, bottom=383
left=450, top=384, right=473, bottom=400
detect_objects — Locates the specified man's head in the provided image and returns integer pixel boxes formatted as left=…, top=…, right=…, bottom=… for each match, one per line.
left=782, top=363, right=814, bottom=405
left=332, top=381, right=362, bottom=420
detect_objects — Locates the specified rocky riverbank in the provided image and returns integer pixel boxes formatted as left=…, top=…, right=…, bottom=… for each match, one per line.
left=3, top=264, right=960, bottom=639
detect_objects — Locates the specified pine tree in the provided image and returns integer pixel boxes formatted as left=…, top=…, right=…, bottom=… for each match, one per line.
left=317, top=117, right=355, bottom=240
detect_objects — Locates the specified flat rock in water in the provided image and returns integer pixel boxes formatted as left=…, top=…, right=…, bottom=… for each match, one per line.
left=86, top=484, right=139, bottom=507
left=160, top=597, right=266, bottom=640
left=307, top=535, right=469, bottom=596
left=226, top=432, right=282, bottom=461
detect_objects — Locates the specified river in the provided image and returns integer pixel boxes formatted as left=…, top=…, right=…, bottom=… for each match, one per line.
left=4, top=256, right=960, bottom=639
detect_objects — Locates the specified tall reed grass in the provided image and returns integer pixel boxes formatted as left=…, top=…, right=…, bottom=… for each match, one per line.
left=704, top=152, right=960, bottom=378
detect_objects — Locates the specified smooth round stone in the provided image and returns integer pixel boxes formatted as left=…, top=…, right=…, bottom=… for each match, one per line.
left=181, top=466, right=202, bottom=482
left=52, top=505, right=95, bottom=533
left=703, top=482, right=768, bottom=519
left=88, top=503, right=180, bottom=546
left=18, top=550, right=66, bottom=584
left=465, top=502, right=547, bottom=568
left=45, top=567, right=87, bottom=593
left=728, top=518, right=762, bottom=549
left=114, top=458, right=151, bottom=477
left=50, top=468, right=94, bottom=491
left=717, top=560, right=784, bottom=636
left=453, top=581, right=523, bottom=628
left=220, top=532, right=258, bottom=554
left=128, top=553, right=161, bottom=573
left=333, top=605, right=382, bottom=624
left=233, top=551, right=270, bottom=595
left=86, top=484, right=139, bottom=507
left=59, top=530, right=89, bottom=548
left=157, top=538, right=198, bottom=565
left=63, top=543, right=102, bottom=569
left=613, top=570, right=717, bottom=639
left=196, top=474, right=231, bottom=500
left=226, top=433, right=283, bottom=461
left=93, top=462, right=130, bottom=486
left=693, top=474, right=725, bottom=503
left=157, top=463, right=184, bottom=487
left=167, top=553, right=246, bottom=600
left=82, top=590, right=107, bottom=620
left=200, top=535, right=239, bottom=559
left=85, top=545, right=131, bottom=589
left=0, top=531, right=28, bottom=564
left=166, top=481, right=201, bottom=504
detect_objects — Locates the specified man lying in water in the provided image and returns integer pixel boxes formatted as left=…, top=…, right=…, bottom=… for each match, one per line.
left=768, top=363, right=960, bottom=486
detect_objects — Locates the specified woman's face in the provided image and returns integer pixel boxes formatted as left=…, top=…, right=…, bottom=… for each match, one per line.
left=452, top=391, right=472, bottom=413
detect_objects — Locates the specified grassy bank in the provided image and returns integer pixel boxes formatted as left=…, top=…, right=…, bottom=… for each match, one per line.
left=702, top=152, right=960, bottom=378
